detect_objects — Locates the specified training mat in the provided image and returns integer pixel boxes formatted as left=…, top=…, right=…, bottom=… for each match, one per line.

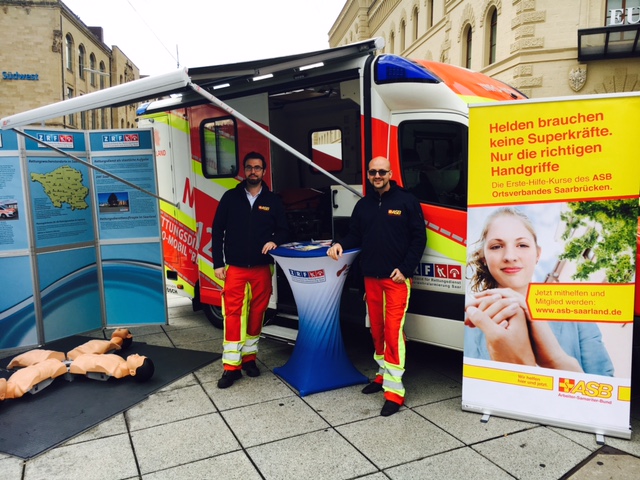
left=0, top=336, right=220, bottom=459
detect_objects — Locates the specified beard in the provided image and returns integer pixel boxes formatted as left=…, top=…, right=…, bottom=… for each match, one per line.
left=246, top=176, right=261, bottom=186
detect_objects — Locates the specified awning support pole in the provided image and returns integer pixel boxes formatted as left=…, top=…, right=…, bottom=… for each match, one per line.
left=14, top=129, right=178, bottom=206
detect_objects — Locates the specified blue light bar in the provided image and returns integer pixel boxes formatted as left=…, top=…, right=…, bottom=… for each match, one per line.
left=374, top=55, right=441, bottom=84
left=137, top=102, right=150, bottom=115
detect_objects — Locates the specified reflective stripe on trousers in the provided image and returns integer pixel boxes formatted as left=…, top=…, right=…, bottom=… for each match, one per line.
left=221, top=265, right=273, bottom=370
left=364, top=277, right=411, bottom=404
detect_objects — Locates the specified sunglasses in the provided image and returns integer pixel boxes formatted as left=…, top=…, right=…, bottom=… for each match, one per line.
left=368, top=169, right=389, bottom=176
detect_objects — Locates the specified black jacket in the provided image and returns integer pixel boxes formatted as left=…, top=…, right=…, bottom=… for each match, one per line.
left=212, top=181, right=289, bottom=269
left=339, top=181, right=426, bottom=278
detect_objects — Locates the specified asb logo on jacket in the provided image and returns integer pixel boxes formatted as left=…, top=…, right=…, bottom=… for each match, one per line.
left=387, top=209, right=402, bottom=216
left=258, top=206, right=270, bottom=211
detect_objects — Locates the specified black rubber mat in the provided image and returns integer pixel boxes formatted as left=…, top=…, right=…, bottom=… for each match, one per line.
left=0, top=336, right=220, bottom=459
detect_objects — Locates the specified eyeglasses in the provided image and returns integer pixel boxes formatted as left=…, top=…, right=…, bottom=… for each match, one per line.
left=368, top=169, right=389, bottom=177
left=244, top=165, right=264, bottom=172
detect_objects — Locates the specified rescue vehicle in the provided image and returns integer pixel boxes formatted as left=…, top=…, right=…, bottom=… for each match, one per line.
left=136, top=37, right=528, bottom=348
left=3, top=38, right=637, bottom=350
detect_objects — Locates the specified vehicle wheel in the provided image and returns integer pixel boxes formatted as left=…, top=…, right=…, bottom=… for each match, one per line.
left=0, top=214, right=6, bottom=218
left=203, top=303, right=224, bottom=329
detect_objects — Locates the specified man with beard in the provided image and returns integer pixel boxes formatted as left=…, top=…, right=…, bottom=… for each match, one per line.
left=327, top=156, right=426, bottom=416
left=212, top=151, right=289, bottom=388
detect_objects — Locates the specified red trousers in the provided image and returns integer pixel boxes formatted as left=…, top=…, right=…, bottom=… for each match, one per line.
left=364, top=277, right=411, bottom=405
left=221, top=265, right=273, bottom=371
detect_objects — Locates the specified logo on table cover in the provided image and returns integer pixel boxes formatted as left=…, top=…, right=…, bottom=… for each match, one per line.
left=289, top=268, right=326, bottom=284
left=336, top=264, right=349, bottom=277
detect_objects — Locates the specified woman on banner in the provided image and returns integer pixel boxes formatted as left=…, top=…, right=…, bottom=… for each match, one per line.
left=464, top=206, right=614, bottom=376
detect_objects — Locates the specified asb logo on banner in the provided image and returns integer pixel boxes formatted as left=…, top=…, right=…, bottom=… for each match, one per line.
left=558, top=377, right=614, bottom=402
left=288, top=268, right=326, bottom=284
left=102, top=133, right=139, bottom=148
left=37, top=133, right=73, bottom=149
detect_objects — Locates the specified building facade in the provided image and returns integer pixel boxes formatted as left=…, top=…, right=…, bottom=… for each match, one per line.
left=0, top=0, right=140, bottom=129
left=329, top=0, right=640, bottom=98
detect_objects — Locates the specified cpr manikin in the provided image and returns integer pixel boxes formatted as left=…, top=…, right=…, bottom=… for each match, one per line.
left=0, top=329, right=154, bottom=402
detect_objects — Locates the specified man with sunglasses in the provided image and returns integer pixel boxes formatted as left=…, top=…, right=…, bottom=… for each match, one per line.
left=212, top=151, right=289, bottom=388
left=327, top=156, right=426, bottom=416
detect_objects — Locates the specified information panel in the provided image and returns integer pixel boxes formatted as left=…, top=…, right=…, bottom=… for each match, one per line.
left=90, top=130, right=165, bottom=327
left=25, top=130, right=93, bottom=248
left=0, top=130, right=36, bottom=348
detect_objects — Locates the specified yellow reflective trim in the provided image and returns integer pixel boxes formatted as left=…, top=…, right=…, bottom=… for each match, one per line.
left=164, top=266, right=195, bottom=297
left=160, top=202, right=197, bottom=232
left=199, top=258, right=223, bottom=288
left=427, top=229, right=466, bottom=264
left=459, top=95, right=500, bottom=105
left=240, top=282, right=252, bottom=342
left=142, top=112, right=190, bottom=134
left=191, top=158, right=241, bottom=189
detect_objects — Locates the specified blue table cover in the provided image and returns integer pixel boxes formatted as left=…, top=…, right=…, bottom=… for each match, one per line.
left=270, top=241, right=368, bottom=395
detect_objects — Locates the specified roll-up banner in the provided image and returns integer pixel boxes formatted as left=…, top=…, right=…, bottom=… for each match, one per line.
left=462, top=94, right=640, bottom=439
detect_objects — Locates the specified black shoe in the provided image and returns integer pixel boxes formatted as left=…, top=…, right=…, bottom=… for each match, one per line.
left=217, top=369, right=242, bottom=389
left=361, top=381, right=383, bottom=394
left=242, top=360, right=260, bottom=378
left=380, top=400, right=401, bottom=417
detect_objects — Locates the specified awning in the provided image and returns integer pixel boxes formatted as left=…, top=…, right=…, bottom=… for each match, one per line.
left=1, top=38, right=384, bottom=129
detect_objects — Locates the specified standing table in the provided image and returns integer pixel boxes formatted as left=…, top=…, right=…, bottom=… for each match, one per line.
left=270, top=241, right=368, bottom=396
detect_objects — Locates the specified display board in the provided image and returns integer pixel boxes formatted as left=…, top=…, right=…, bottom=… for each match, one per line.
left=0, top=128, right=166, bottom=350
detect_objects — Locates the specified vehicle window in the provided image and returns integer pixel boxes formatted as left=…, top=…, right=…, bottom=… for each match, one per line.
left=310, top=128, right=343, bottom=173
left=201, top=117, right=238, bottom=177
left=399, top=121, right=468, bottom=210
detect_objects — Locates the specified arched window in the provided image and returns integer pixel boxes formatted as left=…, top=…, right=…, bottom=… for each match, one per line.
left=89, top=54, right=97, bottom=86
left=464, top=25, right=473, bottom=69
left=487, top=8, right=498, bottom=65
left=426, top=0, right=434, bottom=29
left=412, top=7, right=419, bottom=41
left=390, top=31, right=395, bottom=54
left=78, top=45, right=86, bottom=79
left=65, top=34, right=74, bottom=71
left=400, top=19, right=406, bottom=51
left=99, top=61, right=106, bottom=89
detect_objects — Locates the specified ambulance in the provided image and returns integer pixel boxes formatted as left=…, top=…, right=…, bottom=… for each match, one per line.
left=135, top=37, right=527, bottom=348
left=3, top=38, right=635, bottom=350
